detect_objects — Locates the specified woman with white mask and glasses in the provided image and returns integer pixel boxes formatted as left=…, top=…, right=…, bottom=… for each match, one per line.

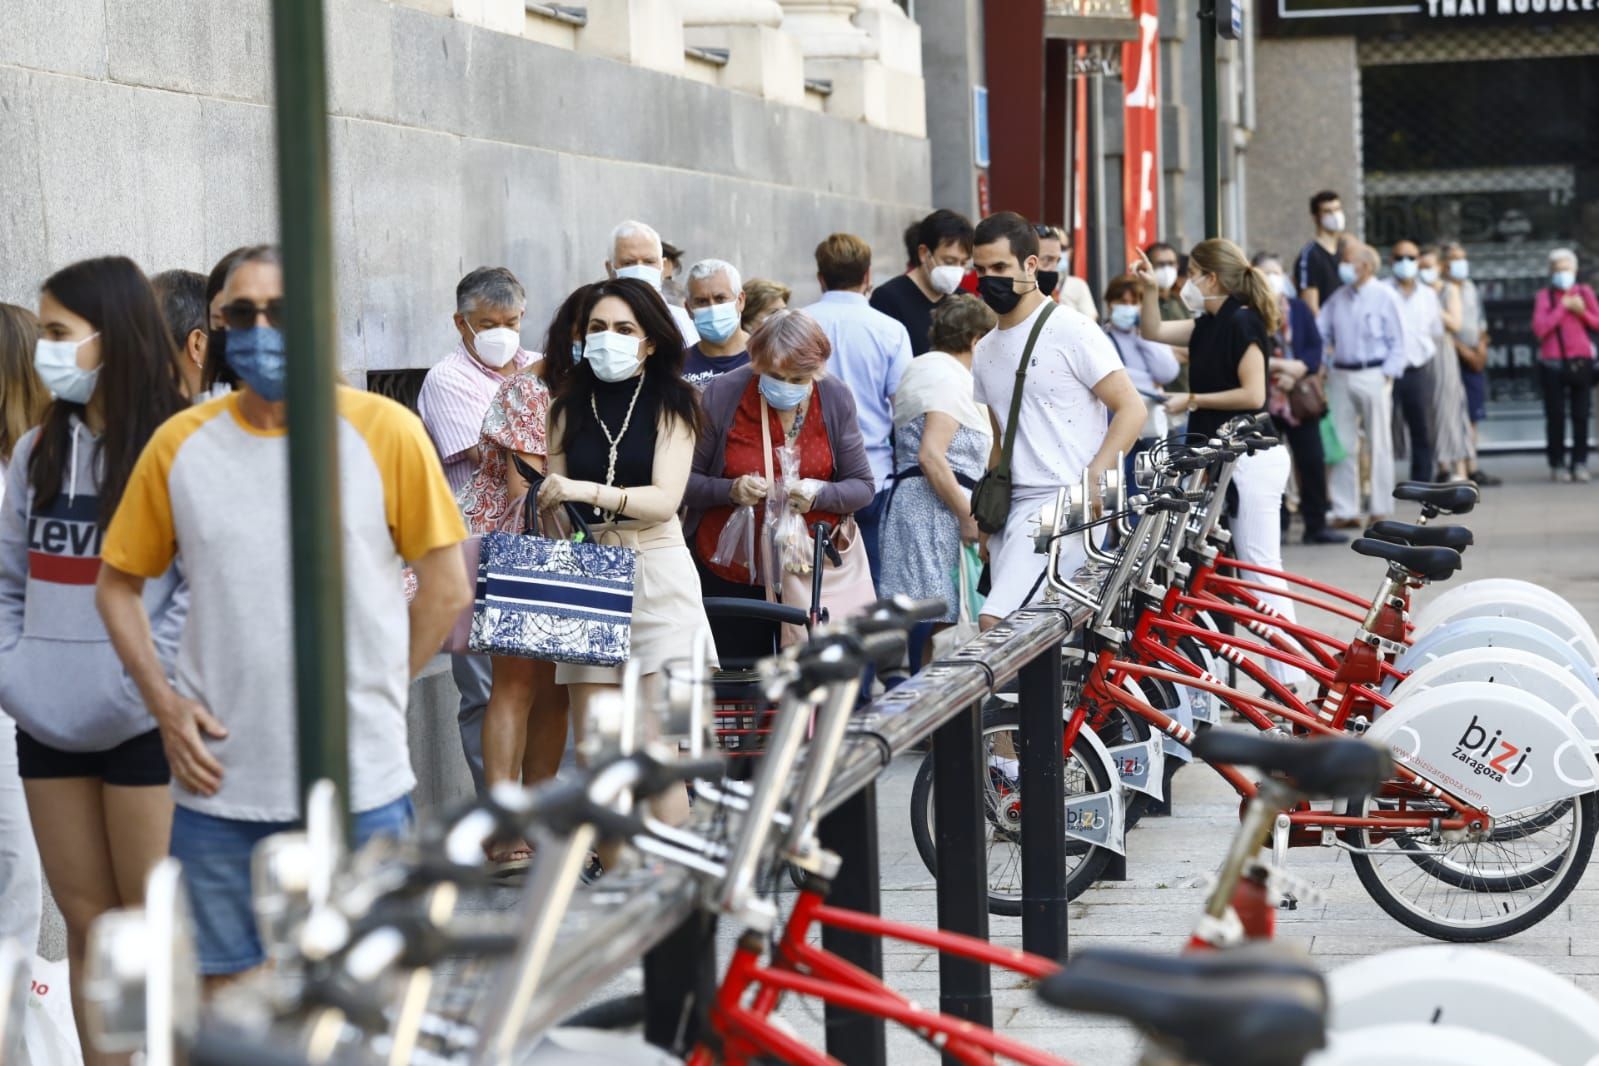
left=537, top=279, right=713, bottom=866
left=0, top=258, right=187, bottom=1060
left=1134, top=239, right=1305, bottom=689
left=1531, top=247, right=1599, bottom=482
left=1418, top=246, right=1473, bottom=483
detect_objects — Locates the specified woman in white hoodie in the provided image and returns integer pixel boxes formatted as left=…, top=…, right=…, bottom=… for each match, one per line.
left=0, top=258, right=187, bottom=1060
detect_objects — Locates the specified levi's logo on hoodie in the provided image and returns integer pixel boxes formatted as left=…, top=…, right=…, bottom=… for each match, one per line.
left=27, top=493, right=102, bottom=585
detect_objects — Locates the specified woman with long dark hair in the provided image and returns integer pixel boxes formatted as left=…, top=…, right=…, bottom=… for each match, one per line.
left=0, top=257, right=186, bottom=1060
left=537, top=279, right=710, bottom=859
left=455, top=284, right=592, bottom=868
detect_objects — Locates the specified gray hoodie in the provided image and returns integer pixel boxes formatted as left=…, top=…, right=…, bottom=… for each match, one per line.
left=0, top=420, right=187, bottom=752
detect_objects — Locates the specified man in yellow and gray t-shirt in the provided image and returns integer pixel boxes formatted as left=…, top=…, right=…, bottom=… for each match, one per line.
left=96, top=246, right=471, bottom=980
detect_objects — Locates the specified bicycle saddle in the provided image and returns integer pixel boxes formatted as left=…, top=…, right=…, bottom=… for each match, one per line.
left=1365, top=519, right=1474, bottom=552
left=1048, top=943, right=1321, bottom=985
left=1191, top=731, right=1394, bottom=801
left=1037, top=950, right=1325, bottom=1066
left=1392, top=481, right=1479, bottom=514
left=1351, top=538, right=1462, bottom=582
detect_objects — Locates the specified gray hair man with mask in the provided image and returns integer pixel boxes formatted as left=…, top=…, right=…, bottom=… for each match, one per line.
left=1318, top=241, right=1409, bottom=526
left=606, top=219, right=699, bottom=348
left=416, top=265, right=537, bottom=794
left=682, top=258, right=750, bottom=389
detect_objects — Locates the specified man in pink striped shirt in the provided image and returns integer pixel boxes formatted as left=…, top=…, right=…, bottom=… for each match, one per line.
left=418, top=267, right=537, bottom=791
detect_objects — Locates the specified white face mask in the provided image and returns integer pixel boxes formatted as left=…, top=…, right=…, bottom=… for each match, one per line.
left=1153, top=265, right=1178, bottom=291
left=34, top=333, right=102, bottom=404
left=468, top=324, right=520, bottom=369
left=1448, top=259, right=1470, bottom=281
left=1268, top=273, right=1293, bottom=298
left=1179, top=278, right=1211, bottom=314
left=928, top=264, right=966, bottom=296
left=1419, top=266, right=1441, bottom=285
left=1321, top=210, right=1346, bottom=234
left=614, top=263, right=664, bottom=291
left=584, top=330, right=643, bottom=382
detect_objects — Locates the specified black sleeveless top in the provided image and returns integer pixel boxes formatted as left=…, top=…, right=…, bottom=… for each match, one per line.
left=564, top=374, right=661, bottom=523
left=1185, top=296, right=1269, bottom=440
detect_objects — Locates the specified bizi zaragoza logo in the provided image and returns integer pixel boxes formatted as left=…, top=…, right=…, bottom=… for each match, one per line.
left=1451, top=714, right=1533, bottom=784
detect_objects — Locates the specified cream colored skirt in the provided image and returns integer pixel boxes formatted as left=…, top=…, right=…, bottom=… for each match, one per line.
left=555, top=517, right=718, bottom=686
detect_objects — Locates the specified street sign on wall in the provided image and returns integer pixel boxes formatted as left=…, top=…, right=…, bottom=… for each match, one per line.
left=1261, top=0, right=1594, bottom=35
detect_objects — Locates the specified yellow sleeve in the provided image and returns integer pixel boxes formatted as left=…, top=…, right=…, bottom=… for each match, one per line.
left=101, top=417, right=185, bottom=578
left=343, top=391, right=468, bottom=561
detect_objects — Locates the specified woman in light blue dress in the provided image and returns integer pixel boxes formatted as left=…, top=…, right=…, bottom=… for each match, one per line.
left=881, top=296, right=995, bottom=625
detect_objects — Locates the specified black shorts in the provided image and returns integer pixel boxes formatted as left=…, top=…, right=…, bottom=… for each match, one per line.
left=15, top=728, right=170, bottom=787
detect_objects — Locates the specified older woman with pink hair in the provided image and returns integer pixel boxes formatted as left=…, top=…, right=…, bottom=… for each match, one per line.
left=685, top=311, right=876, bottom=654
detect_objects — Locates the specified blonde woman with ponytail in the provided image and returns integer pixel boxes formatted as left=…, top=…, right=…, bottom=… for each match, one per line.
left=1132, top=238, right=1304, bottom=688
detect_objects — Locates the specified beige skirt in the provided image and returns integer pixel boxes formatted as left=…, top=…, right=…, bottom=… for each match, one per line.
left=555, top=517, right=718, bottom=686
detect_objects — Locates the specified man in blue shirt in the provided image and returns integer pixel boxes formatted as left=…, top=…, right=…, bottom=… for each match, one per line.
left=800, top=232, right=914, bottom=582
left=1318, top=241, right=1410, bottom=526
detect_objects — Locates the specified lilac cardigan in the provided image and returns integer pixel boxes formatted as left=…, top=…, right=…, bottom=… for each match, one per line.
left=684, top=366, right=876, bottom=538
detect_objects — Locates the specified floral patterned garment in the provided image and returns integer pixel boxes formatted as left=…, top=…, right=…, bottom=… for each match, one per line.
left=457, top=371, right=550, bottom=535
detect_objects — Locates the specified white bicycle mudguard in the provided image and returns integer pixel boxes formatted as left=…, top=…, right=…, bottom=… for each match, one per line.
left=1307, top=1023, right=1561, bottom=1066
left=1388, top=617, right=1599, bottom=701
left=1416, top=579, right=1599, bottom=669
left=1388, top=648, right=1599, bottom=754
left=1108, top=678, right=1170, bottom=796
left=1327, top=945, right=1599, bottom=1066
left=1367, top=681, right=1598, bottom=816
left=1065, top=722, right=1127, bottom=856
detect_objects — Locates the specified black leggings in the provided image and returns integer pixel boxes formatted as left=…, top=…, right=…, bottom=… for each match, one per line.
left=1540, top=358, right=1594, bottom=470
left=1272, top=413, right=1329, bottom=535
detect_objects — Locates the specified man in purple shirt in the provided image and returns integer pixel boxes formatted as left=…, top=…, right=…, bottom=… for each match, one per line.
left=417, top=267, right=537, bottom=793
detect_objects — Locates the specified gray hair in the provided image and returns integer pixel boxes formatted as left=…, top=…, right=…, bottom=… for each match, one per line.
left=455, top=266, right=526, bottom=315
left=1347, top=242, right=1380, bottom=272
left=686, top=257, right=741, bottom=293
left=1549, top=247, right=1578, bottom=267
left=223, top=244, right=282, bottom=285
left=610, top=220, right=663, bottom=260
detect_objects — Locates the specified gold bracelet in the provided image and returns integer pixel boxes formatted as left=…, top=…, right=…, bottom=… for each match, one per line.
left=618, top=491, right=629, bottom=516
left=1189, top=394, right=1200, bottom=412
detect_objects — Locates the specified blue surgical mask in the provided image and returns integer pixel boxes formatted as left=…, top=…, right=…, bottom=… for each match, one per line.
left=1337, top=262, right=1359, bottom=286
left=33, top=333, right=101, bottom=405
left=614, top=264, right=663, bottom=291
left=1109, top=304, right=1140, bottom=331
left=584, top=331, right=643, bottom=382
left=223, top=326, right=288, bottom=402
left=1448, top=259, right=1470, bottom=280
left=1392, top=258, right=1418, bottom=281
left=692, top=302, right=741, bottom=345
left=758, top=373, right=811, bottom=411
left=1553, top=270, right=1576, bottom=291
left=1419, top=267, right=1440, bottom=286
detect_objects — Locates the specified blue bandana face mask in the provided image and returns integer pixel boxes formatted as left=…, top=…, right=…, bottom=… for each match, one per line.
left=223, top=326, right=288, bottom=402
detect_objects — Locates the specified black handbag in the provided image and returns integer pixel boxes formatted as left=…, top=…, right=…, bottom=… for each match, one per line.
left=969, top=302, right=1056, bottom=534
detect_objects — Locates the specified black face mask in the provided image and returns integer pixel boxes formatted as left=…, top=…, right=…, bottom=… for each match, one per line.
left=977, top=274, right=1034, bottom=315
left=1035, top=270, right=1060, bottom=298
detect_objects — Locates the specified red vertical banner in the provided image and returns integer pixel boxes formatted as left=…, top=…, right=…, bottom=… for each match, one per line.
left=1121, top=0, right=1161, bottom=270
left=1071, top=43, right=1089, bottom=280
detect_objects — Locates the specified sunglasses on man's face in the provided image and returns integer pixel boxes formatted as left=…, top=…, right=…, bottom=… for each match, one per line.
left=219, top=299, right=286, bottom=331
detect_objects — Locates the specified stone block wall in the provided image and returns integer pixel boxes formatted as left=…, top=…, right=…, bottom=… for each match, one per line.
left=0, top=0, right=932, bottom=379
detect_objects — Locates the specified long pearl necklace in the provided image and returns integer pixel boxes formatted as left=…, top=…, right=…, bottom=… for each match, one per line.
left=590, top=374, right=646, bottom=515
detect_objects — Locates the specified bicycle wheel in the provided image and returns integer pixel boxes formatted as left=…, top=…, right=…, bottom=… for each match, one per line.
left=1390, top=798, right=1574, bottom=891
left=1348, top=790, right=1597, bottom=941
left=909, top=704, right=1115, bottom=915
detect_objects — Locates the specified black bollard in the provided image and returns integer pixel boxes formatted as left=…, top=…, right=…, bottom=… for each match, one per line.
left=818, top=784, right=887, bottom=1066
left=933, top=701, right=993, bottom=1060
left=1018, top=649, right=1068, bottom=960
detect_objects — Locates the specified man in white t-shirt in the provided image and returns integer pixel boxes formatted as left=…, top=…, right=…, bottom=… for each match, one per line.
left=970, top=212, right=1144, bottom=627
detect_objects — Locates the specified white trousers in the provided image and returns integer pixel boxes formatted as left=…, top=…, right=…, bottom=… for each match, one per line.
left=1328, top=367, right=1394, bottom=521
left=1230, top=447, right=1305, bottom=686
left=0, top=713, right=41, bottom=954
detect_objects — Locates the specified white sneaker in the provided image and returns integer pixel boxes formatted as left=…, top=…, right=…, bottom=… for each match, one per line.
left=1553, top=467, right=1573, bottom=483
left=1574, top=465, right=1592, bottom=483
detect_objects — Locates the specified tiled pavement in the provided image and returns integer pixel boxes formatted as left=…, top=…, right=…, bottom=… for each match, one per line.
left=589, top=453, right=1599, bottom=1064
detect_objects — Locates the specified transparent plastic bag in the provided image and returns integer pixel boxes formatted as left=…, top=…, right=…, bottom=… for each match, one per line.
left=765, top=441, right=812, bottom=589
left=710, top=503, right=758, bottom=581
